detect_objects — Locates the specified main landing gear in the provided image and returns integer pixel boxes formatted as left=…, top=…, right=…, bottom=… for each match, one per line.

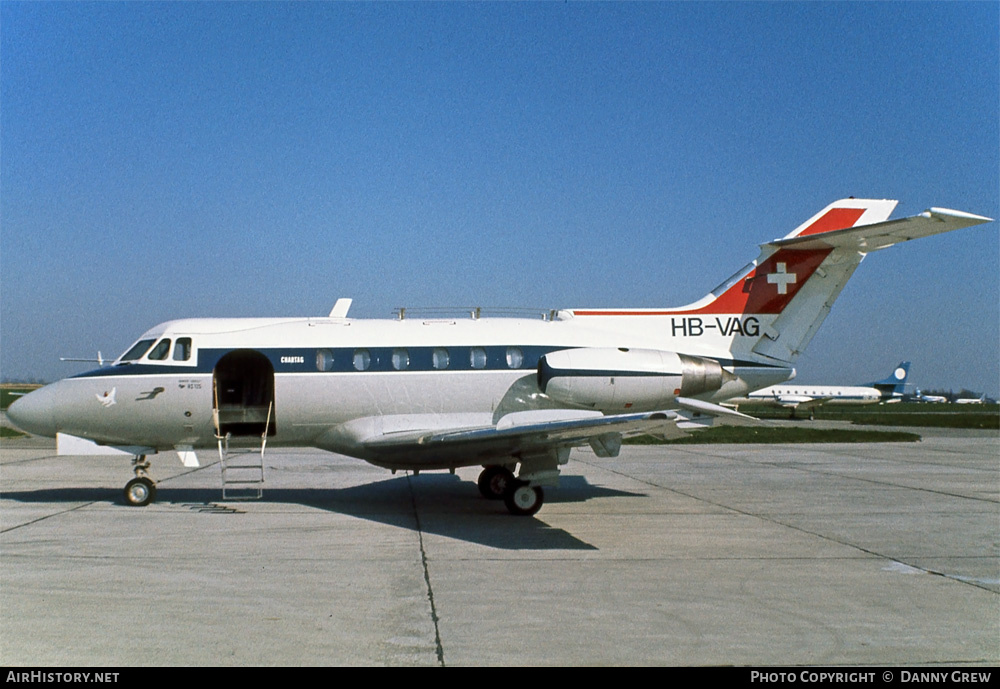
left=477, top=465, right=513, bottom=500
left=504, top=483, right=544, bottom=517
left=477, top=465, right=545, bottom=517
left=123, top=455, right=157, bottom=506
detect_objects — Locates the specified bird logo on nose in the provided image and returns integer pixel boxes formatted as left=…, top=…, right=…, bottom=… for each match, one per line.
left=96, top=388, right=117, bottom=408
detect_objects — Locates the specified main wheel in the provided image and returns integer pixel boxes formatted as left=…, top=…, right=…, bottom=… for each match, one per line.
left=504, top=483, right=544, bottom=517
left=124, top=477, right=156, bottom=506
left=478, top=466, right=514, bottom=500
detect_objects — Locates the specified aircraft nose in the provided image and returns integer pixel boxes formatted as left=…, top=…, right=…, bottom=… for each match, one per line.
left=7, top=385, right=57, bottom=438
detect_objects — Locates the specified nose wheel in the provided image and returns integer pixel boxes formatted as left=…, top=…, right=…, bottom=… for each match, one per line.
left=124, top=454, right=157, bottom=506
left=124, top=476, right=156, bottom=506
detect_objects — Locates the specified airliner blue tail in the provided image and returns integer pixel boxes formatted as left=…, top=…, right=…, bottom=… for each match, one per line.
left=869, top=361, right=910, bottom=400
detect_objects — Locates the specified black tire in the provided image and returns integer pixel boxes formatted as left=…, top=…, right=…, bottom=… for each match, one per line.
left=477, top=465, right=513, bottom=500
left=124, top=477, right=156, bottom=506
left=503, top=482, right=544, bottom=517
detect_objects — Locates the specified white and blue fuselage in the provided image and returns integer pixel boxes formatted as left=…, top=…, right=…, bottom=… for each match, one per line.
left=8, top=200, right=990, bottom=514
left=15, top=313, right=789, bottom=462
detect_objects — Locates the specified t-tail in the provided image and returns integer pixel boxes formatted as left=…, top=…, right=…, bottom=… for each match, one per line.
left=869, top=361, right=910, bottom=401
left=566, top=199, right=992, bottom=370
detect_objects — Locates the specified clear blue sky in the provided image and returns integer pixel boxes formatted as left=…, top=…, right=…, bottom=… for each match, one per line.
left=2, top=1, right=997, bottom=394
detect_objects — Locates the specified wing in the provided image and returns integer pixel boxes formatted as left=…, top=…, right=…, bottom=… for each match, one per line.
left=316, top=398, right=757, bottom=471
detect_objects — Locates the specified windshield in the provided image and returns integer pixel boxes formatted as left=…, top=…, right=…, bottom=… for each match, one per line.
left=119, top=339, right=156, bottom=362
left=147, top=339, right=171, bottom=360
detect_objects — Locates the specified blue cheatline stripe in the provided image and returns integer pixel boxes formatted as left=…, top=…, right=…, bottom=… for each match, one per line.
left=69, top=345, right=788, bottom=379
left=70, top=345, right=556, bottom=378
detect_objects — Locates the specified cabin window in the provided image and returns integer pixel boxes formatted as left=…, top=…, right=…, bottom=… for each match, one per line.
left=316, top=349, right=334, bottom=372
left=353, top=349, right=371, bottom=371
left=392, top=348, right=409, bottom=371
left=470, top=347, right=487, bottom=369
left=148, top=339, right=171, bottom=361
left=173, top=338, right=192, bottom=361
left=121, top=339, right=156, bottom=361
left=432, top=348, right=450, bottom=370
left=506, top=347, right=523, bottom=369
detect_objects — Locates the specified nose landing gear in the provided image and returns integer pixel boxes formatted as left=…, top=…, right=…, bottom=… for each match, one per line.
left=123, top=455, right=157, bottom=506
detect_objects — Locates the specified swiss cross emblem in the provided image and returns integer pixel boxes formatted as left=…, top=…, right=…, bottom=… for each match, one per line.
left=767, top=262, right=797, bottom=295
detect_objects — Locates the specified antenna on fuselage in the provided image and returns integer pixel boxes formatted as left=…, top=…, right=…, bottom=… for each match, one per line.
left=59, top=351, right=105, bottom=366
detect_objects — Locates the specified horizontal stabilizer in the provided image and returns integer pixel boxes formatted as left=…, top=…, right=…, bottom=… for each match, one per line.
left=771, top=207, right=992, bottom=253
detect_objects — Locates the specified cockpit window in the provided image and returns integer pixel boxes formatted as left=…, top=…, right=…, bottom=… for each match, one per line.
left=120, top=339, right=156, bottom=362
left=148, top=339, right=171, bottom=360
left=173, top=338, right=192, bottom=361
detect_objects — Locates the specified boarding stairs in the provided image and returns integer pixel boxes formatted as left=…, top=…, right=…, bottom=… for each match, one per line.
left=214, top=402, right=271, bottom=501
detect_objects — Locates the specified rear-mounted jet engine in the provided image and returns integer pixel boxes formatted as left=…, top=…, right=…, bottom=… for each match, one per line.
left=537, top=348, right=731, bottom=413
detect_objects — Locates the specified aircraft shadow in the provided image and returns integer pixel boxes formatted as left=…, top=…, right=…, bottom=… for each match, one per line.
left=1, top=475, right=642, bottom=551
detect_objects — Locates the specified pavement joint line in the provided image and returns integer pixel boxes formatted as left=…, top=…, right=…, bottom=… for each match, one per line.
left=0, top=500, right=95, bottom=534
left=577, top=455, right=1000, bottom=595
left=407, top=471, right=446, bottom=667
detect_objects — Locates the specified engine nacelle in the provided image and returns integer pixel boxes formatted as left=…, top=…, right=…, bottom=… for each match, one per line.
left=537, top=348, right=729, bottom=413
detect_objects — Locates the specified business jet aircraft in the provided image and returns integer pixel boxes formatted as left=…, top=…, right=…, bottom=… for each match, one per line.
left=726, top=361, right=910, bottom=418
left=8, top=200, right=991, bottom=515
